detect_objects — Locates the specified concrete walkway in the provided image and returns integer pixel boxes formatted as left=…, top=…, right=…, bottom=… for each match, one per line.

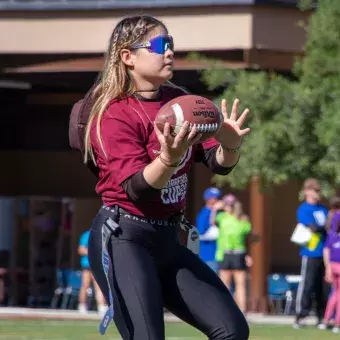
left=0, top=307, right=319, bottom=326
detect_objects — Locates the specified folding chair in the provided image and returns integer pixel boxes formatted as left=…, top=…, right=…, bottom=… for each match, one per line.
left=61, top=270, right=82, bottom=309
left=51, top=269, right=71, bottom=309
left=268, top=274, right=291, bottom=314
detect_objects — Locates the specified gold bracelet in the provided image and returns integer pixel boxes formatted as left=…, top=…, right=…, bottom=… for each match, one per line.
left=220, top=141, right=242, bottom=153
left=157, top=155, right=180, bottom=168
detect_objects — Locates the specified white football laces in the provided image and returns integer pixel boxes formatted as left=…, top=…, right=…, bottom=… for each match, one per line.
left=188, top=123, right=219, bottom=132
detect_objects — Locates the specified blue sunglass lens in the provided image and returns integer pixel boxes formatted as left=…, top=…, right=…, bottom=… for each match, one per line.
left=149, top=36, right=174, bottom=54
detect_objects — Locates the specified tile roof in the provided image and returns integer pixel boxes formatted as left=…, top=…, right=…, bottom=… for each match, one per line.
left=0, top=0, right=299, bottom=11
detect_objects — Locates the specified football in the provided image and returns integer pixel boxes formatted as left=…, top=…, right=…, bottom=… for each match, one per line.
left=155, top=95, right=223, bottom=142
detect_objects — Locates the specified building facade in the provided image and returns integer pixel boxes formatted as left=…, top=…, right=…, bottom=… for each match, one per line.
left=0, top=0, right=312, bottom=309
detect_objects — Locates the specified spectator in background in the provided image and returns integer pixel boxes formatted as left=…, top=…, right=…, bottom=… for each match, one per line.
left=294, top=178, right=328, bottom=329
left=215, top=198, right=252, bottom=313
left=210, top=194, right=238, bottom=229
left=78, top=229, right=107, bottom=315
left=326, top=196, right=339, bottom=231
left=196, top=187, right=221, bottom=272
left=319, top=196, right=340, bottom=333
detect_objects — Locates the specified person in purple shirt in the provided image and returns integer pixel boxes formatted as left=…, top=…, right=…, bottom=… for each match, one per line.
left=319, top=197, right=340, bottom=333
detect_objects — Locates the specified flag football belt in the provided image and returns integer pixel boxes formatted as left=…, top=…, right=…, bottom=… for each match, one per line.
left=102, top=205, right=184, bottom=227
left=98, top=205, right=185, bottom=335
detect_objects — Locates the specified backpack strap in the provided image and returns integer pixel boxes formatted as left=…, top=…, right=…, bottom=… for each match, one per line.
left=69, top=82, right=97, bottom=153
left=69, top=82, right=99, bottom=177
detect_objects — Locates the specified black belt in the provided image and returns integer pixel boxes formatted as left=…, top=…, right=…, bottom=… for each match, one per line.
left=224, top=250, right=246, bottom=255
left=101, top=205, right=184, bottom=227
left=98, top=205, right=187, bottom=334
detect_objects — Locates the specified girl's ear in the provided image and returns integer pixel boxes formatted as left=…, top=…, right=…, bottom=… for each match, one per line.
left=120, top=49, right=136, bottom=67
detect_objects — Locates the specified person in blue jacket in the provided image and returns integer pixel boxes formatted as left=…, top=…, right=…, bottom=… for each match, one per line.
left=294, top=178, right=329, bottom=328
left=196, top=187, right=222, bottom=272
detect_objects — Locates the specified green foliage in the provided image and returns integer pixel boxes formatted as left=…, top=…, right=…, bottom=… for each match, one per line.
left=298, top=0, right=340, bottom=186
left=297, top=0, right=315, bottom=11
left=199, top=66, right=322, bottom=189
left=192, top=0, right=340, bottom=194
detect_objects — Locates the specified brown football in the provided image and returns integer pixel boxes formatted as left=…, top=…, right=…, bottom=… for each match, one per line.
left=155, top=95, right=223, bottom=142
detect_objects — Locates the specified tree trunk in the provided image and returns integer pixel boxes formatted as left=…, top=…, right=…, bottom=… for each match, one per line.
left=249, top=177, right=271, bottom=313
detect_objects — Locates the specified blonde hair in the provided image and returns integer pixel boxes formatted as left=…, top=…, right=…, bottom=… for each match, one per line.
left=233, top=201, right=249, bottom=221
left=84, top=15, right=167, bottom=164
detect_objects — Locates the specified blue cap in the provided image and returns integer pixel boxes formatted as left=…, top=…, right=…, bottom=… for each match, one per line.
left=203, top=187, right=221, bottom=201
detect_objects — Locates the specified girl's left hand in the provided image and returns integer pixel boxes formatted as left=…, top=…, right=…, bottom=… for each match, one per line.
left=215, top=98, right=251, bottom=149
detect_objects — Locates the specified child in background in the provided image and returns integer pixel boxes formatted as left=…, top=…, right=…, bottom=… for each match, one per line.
left=215, top=199, right=252, bottom=313
left=78, top=229, right=107, bottom=314
left=196, top=187, right=222, bottom=272
left=319, top=197, right=340, bottom=333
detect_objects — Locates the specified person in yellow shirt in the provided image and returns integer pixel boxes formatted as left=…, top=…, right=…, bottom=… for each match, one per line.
left=215, top=200, right=252, bottom=313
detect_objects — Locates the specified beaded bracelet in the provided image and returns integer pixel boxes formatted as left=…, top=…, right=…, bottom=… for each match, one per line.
left=157, top=155, right=180, bottom=168
left=220, top=141, right=243, bottom=153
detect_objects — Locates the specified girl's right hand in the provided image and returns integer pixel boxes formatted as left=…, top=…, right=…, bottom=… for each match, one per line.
left=212, top=200, right=226, bottom=212
left=154, top=121, right=202, bottom=164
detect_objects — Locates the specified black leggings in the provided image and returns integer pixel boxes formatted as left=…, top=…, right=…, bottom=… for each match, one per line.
left=88, top=207, right=249, bottom=340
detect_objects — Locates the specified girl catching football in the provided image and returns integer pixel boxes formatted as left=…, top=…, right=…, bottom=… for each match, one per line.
left=85, top=15, right=251, bottom=340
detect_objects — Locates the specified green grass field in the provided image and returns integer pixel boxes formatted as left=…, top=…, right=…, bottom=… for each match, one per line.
left=0, top=320, right=339, bottom=339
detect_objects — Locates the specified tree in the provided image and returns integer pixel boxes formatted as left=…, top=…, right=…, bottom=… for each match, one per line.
left=194, top=58, right=325, bottom=191
left=191, top=0, right=340, bottom=195
left=296, top=0, right=340, bottom=187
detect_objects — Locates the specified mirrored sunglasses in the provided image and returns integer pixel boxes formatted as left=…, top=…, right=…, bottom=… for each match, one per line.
left=131, top=35, right=174, bottom=55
